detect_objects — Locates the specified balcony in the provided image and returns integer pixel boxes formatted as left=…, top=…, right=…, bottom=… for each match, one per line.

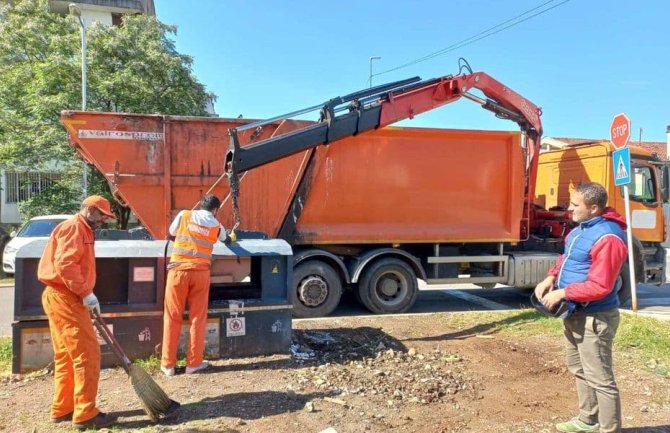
left=49, top=0, right=155, bottom=16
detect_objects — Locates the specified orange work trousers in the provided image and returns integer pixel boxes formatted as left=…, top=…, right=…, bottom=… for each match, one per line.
left=42, top=286, right=100, bottom=424
left=161, top=267, right=211, bottom=368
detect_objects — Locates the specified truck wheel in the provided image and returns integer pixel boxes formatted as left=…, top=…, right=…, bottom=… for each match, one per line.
left=358, top=258, right=418, bottom=314
left=293, top=260, right=342, bottom=318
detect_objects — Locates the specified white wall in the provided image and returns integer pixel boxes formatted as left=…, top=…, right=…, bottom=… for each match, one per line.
left=81, top=8, right=112, bottom=27
left=0, top=170, right=20, bottom=225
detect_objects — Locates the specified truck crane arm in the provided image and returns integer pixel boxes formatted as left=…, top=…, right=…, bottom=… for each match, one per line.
left=226, top=72, right=542, bottom=172
left=225, top=65, right=543, bottom=237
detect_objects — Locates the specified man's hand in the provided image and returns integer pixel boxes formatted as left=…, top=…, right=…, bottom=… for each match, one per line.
left=534, top=276, right=555, bottom=300
left=83, top=293, right=100, bottom=315
left=541, top=289, right=566, bottom=310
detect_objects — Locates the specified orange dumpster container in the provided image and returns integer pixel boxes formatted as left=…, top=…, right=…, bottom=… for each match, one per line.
left=61, top=111, right=524, bottom=244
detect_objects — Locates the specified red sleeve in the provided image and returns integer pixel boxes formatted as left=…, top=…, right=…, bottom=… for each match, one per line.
left=564, top=235, right=628, bottom=303
left=548, top=255, right=564, bottom=277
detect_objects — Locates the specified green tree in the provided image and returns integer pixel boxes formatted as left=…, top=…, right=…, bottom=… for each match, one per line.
left=0, top=0, right=214, bottom=227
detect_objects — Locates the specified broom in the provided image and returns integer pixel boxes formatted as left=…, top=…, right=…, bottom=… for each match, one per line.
left=91, top=310, right=180, bottom=422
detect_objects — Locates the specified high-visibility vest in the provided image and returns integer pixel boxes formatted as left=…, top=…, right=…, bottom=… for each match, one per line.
left=170, top=210, right=220, bottom=265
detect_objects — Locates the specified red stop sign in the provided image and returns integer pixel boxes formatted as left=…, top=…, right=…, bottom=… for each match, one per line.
left=610, top=113, right=630, bottom=148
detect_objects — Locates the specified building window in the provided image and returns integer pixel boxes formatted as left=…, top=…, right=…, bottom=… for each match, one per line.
left=5, top=171, right=62, bottom=203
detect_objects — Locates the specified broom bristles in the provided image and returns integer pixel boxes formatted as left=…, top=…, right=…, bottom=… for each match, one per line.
left=129, top=365, right=179, bottom=422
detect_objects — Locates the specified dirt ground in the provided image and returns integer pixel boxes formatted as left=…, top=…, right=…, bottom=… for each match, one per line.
left=0, top=313, right=668, bottom=433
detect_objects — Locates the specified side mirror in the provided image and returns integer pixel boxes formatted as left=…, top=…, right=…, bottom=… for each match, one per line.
left=9, top=230, right=16, bottom=238
left=662, top=165, right=670, bottom=203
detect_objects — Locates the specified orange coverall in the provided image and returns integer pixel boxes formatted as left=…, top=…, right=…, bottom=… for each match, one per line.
left=161, top=210, right=221, bottom=369
left=38, top=214, right=100, bottom=424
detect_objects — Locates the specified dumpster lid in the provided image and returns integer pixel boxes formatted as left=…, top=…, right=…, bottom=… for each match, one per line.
left=16, top=238, right=292, bottom=259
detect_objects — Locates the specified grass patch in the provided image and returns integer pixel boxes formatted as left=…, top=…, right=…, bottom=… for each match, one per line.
left=617, top=313, right=670, bottom=378
left=133, top=354, right=193, bottom=373
left=492, top=309, right=565, bottom=337
left=429, top=309, right=565, bottom=339
left=0, top=277, right=14, bottom=285
left=444, top=309, right=670, bottom=379
left=133, top=354, right=161, bottom=371
left=0, top=337, right=11, bottom=375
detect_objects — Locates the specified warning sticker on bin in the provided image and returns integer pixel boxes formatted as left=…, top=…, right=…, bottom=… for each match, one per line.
left=133, top=266, right=155, bottom=282
left=226, top=317, right=246, bottom=337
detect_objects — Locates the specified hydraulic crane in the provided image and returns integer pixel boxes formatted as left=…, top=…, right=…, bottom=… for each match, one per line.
left=225, top=62, right=543, bottom=239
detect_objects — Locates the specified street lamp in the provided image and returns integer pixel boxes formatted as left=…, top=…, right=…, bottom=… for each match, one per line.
left=68, top=3, right=88, bottom=197
left=369, top=56, right=381, bottom=88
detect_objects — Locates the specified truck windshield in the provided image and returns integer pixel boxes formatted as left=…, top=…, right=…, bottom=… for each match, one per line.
left=624, top=165, right=656, bottom=203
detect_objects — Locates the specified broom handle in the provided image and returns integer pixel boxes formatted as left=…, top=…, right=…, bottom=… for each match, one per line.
left=90, top=310, right=132, bottom=374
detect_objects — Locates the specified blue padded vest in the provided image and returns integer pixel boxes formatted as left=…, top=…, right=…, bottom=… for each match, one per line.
left=557, top=216, right=626, bottom=313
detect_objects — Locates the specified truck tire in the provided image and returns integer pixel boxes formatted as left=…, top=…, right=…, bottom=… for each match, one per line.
left=293, top=260, right=342, bottom=318
left=358, top=258, right=418, bottom=314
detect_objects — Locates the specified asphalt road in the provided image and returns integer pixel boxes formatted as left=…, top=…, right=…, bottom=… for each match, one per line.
left=2, top=282, right=669, bottom=337
left=327, top=282, right=670, bottom=318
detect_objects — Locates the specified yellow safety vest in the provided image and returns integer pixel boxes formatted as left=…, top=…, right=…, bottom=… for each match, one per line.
left=170, top=210, right=220, bottom=265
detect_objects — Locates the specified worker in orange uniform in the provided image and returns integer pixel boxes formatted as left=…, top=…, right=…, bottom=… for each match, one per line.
left=38, top=195, right=117, bottom=430
left=161, top=194, right=236, bottom=376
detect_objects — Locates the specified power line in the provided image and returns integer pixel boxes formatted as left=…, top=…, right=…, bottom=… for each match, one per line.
left=405, top=0, right=567, bottom=67
left=373, top=0, right=571, bottom=77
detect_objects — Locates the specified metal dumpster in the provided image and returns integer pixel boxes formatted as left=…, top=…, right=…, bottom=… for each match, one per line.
left=12, top=237, right=293, bottom=373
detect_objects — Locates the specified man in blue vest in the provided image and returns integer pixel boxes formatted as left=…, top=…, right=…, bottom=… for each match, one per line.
left=534, top=182, right=627, bottom=433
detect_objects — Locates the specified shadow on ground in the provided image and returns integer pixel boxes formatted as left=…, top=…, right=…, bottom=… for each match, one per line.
left=200, top=326, right=409, bottom=374
left=404, top=309, right=545, bottom=342
left=111, top=390, right=328, bottom=430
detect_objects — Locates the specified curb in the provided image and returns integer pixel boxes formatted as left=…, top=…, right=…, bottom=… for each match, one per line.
left=620, top=308, right=670, bottom=321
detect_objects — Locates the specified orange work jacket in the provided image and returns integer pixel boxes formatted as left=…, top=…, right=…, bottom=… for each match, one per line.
left=37, top=214, right=96, bottom=298
left=170, top=210, right=220, bottom=267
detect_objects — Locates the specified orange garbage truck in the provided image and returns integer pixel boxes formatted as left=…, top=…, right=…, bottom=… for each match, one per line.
left=60, top=68, right=667, bottom=318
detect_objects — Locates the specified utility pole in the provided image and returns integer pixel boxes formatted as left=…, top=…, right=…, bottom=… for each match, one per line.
left=69, top=3, right=88, bottom=198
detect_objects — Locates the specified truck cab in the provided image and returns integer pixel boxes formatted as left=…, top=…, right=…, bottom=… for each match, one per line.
left=535, top=141, right=667, bottom=287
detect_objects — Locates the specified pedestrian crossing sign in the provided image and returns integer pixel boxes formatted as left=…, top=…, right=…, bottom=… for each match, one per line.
left=613, top=147, right=631, bottom=186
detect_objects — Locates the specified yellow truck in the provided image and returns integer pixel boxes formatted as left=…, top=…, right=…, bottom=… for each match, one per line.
left=534, top=140, right=668, bottom=299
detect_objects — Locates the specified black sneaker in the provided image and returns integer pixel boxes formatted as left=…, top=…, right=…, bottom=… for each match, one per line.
left=50, top=412, right=73, bottom=423
left=72, top=412, right=116, bottom=430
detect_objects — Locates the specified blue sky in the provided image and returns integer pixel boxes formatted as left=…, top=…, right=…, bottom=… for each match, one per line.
left=156, top=0, right=668, bottom=142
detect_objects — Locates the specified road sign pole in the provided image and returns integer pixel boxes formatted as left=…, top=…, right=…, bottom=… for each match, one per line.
left=610, top=113, right=636, bottom=311
left=622, top=184, right=638, bottom=311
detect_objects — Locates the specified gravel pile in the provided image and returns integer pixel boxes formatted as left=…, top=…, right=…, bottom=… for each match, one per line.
left=289, top=329, right=478, bottom=405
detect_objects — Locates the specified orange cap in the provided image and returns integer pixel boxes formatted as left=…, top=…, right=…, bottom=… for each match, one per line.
left=82, top=195, right=116, bottom=218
